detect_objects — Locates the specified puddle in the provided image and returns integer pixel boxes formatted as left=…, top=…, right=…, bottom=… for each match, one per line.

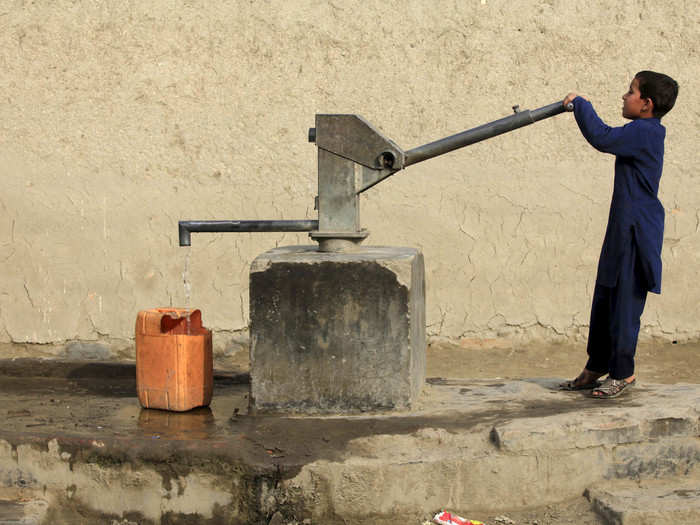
left=136, top=407, right=217, bottom=440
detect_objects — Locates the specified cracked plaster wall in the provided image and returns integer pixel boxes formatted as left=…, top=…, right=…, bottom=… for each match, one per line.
left=0, top=1, right=698, bottom=349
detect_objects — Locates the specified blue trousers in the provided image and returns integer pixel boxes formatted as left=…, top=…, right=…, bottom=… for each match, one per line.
left=586, top=242, right=648, bottom=379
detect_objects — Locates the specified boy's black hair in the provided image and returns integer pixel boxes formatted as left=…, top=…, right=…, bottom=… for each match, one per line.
left=635, top=71, right=679, bottom=119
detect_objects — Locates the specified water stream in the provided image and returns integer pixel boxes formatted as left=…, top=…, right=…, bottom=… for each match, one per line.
left=182, top=248, right=192, bottom=334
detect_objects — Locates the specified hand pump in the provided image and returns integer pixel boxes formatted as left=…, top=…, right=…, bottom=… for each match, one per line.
left=179, top=101, right=572, bottom=251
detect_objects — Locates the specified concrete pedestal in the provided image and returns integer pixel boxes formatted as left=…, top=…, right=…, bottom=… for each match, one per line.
left=249, top=245, right=425, bottom=413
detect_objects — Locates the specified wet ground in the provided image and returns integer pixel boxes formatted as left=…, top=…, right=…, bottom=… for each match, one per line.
left=0, top=340, right=697, bottom=524
left=3, top=341, right=695, bottom=456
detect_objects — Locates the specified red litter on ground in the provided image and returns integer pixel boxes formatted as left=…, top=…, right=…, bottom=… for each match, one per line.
left=433, top=511, right=485, bottom=525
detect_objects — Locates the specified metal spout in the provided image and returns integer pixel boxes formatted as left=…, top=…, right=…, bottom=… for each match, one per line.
left=178, top=220, right=319, bottom=246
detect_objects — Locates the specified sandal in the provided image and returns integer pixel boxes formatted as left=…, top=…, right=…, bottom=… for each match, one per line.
left=591, top=377, right=635, bottom=399
left=559, top=371, right=603, bottom=391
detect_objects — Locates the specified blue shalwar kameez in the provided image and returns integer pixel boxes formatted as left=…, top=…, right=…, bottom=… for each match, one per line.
left=572, top=96, right=666, bottom=380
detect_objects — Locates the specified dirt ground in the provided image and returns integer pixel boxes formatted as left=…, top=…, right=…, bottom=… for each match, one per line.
left=425, top=339, right=699, bottom=385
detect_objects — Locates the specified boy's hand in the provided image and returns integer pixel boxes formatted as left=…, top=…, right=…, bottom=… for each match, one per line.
left=564, top=92, right=588, bottom=106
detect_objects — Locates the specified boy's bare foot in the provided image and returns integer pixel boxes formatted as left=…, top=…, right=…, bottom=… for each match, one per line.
left=559, top=368, right=606, bottom=391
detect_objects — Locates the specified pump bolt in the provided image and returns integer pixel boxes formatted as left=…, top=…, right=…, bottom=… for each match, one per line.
left=378, top=151, right=395, bottom=169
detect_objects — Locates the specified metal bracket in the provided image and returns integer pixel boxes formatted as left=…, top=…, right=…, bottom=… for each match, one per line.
left=312, top=114, right=406, bottom=171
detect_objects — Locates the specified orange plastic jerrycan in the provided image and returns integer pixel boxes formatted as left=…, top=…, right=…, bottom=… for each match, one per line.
left=135, top=308, right=213, bottom=412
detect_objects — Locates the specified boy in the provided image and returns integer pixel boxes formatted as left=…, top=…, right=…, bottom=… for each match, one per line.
left=560, top=71, right=679, bottom=398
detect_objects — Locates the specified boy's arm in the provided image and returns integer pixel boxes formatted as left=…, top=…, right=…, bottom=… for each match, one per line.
left=565, top=95, right=643, bottom=158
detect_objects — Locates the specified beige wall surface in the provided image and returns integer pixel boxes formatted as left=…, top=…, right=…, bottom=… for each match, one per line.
left=1, top=1, right=698, bottom=352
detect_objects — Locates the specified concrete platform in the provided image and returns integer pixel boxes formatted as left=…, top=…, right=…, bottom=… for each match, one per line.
left=0, top=359, right=698, bottom=524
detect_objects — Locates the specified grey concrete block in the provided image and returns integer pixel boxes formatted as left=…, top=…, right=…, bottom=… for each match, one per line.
left=586, top=475, right=700, bottom=525
left=249, top=245, right=425, bottom=413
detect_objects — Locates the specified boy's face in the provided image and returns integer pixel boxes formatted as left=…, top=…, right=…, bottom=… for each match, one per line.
left=622, top=78, right=652, bottom=119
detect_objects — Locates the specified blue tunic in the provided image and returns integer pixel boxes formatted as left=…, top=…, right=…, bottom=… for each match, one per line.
left=572, top=96, right=666, bottom=294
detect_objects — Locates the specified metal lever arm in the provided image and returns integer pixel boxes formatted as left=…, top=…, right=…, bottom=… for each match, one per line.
left=403, top=100, right=572, bottom=167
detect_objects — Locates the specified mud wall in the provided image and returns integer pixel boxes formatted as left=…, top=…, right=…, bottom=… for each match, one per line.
left=1, top=1, right=698, bottom=351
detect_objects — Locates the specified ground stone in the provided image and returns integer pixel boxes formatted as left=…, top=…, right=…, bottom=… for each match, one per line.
left=586, top=472, right=700, bottom=525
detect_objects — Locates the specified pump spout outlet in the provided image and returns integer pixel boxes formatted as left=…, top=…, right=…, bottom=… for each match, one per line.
left=178, top=220, right=319, bottom=246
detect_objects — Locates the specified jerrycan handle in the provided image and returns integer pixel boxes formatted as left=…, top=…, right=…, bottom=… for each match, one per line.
left=158, top=309, right=203, bottom=334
